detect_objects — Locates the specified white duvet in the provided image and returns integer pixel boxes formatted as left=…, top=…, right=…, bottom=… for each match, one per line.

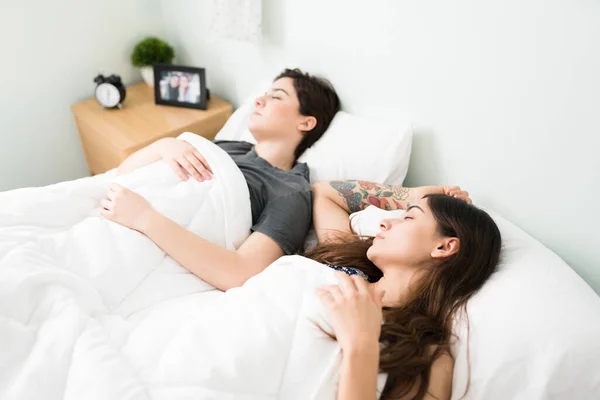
left=0, top=134, right=379, bottom=400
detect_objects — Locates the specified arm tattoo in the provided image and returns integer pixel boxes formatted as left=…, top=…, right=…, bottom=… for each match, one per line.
left=329, top=181, right=363, bottom=212
left=330, top=180, right=411, bottom=213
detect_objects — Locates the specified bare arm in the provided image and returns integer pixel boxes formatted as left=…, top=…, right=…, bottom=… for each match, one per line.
left=337, top=345, right=453, bottom=400
left=392, top=352, right=454, bottom=400
left=312, top=181, right=356, bottom=242
left=312, top=180, right=427, bottom=243
left=317, top=180, right=429, bottom=215
left=313, top=181, right=470, bottom=243
left=117, top=137, right=213, bottom=181
left=116, top=138, right=165, bottom=175
left=317, top=273, right=385, bottom=400
left=421, top=353, right=454, bottom=400
left=139, top=210, right=284, bottom=291
left=337, top=342, right=381, bottom=400
left=100, top=184, right=283, bottom=291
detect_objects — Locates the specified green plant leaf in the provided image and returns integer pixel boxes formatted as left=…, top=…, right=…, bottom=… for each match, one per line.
left=131, top=37, right=175, bottom=67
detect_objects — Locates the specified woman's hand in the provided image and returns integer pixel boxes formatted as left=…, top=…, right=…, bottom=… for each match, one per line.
left=442, top=186, right=471, bottom=204
left=412, top=185, right=472, bottom=205
left=100, top=184, right=155, bottom=232
left=317, top=272, right=385, bottom=353
left=156, top=138, right=213, bottom=181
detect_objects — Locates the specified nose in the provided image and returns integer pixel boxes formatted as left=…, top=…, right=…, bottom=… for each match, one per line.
left=379, top=219, right=392, bottom=231
left=254, top=95, right=266, bottom=108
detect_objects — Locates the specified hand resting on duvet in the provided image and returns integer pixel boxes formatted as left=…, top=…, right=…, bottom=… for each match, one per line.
left=101, top=68, right=341, bottom=292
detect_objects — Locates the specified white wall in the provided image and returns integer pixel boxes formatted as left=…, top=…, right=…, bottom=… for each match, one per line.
left=160, top=0, right=600, bottom=293
left=0, top=0, right=166, bottom=191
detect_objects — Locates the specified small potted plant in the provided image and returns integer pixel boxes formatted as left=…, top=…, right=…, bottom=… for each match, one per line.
left=131, top=37, right=175, bottom=87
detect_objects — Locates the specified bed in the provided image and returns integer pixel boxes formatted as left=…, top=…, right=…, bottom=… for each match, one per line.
left=1, top=96, right=599, bottom=399
left=223, top=98, right=600, bottom=399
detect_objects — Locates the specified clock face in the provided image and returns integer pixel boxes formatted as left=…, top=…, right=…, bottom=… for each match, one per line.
left=95, top=83, right=120, bottom=107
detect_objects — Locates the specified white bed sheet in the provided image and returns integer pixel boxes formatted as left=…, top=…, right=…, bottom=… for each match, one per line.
left=1, top=133, right=391, bottom=399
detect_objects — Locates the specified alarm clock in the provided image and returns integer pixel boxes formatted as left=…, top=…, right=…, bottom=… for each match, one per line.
left=93, top=74, right=126, bottom=109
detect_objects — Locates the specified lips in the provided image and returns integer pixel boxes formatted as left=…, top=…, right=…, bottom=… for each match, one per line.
left=375, top=233, right=384, bottom=240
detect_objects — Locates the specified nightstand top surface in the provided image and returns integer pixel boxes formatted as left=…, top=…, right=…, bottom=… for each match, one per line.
left=71, top=82, right=233, bottom=151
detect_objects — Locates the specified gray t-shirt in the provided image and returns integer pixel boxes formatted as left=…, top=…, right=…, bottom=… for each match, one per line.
left=214, top=140, right=312, bottom=255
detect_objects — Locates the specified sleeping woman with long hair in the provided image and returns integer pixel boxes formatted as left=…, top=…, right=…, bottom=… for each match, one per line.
left=308, top=181, right=502, bottom=399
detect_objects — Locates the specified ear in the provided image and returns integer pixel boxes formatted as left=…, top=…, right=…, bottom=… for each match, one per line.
left=297, top=116, right=317, bottom=133
left=431, top=237, right=460, bottom=259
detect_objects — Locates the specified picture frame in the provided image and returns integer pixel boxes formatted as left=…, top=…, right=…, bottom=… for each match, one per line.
left=153, top=64, right=208, bottom=110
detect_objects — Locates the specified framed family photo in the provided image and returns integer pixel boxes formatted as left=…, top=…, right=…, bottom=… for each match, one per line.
left=153, top=64, right=208, bottom=110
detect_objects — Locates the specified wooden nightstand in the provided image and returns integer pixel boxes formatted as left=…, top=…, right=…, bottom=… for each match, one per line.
left=71, top=82, right=233, bottom=175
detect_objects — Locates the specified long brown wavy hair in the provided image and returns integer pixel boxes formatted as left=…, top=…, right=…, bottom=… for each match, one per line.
left=304, top=194, right=502, bottom=399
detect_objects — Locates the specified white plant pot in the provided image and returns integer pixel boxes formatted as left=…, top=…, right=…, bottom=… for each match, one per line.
left=140, top=66, right=154, bottom=87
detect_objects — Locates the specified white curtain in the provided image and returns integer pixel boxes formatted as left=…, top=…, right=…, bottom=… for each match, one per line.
left=210, top=0, right=262, bottom=44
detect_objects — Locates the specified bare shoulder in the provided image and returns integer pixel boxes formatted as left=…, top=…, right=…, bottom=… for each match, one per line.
left=394, top=352, right=454, bottom=400
left=426, top=352, right=454, bottom=400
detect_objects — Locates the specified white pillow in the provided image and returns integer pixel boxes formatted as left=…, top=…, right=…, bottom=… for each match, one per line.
left=298, top=112, right=412, bottom=185
left=349, top=205, right=600, bottom=399
left=349, top=205, right=405, bottom=236
left=215, top=101, right=413, bottom=185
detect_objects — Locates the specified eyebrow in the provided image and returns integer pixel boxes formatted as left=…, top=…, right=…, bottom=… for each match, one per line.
left=271, top=88, right=289, bottom=96
left=406, top=205, right=425, bottom=213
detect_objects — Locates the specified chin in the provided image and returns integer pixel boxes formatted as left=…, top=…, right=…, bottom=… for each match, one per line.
left=247, top=118, right=258, bottom=132
left=366, top=246, right=376, bottom=262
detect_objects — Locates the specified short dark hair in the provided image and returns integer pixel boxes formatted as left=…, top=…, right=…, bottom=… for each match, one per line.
left=274, top=68, right=341, bottom=160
